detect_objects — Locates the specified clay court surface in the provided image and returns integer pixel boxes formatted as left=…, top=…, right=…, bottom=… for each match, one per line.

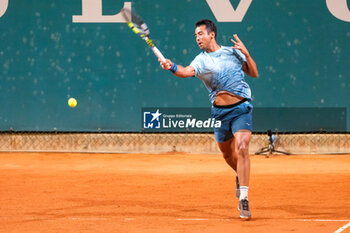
left=0, top=152, right=349, bottom=233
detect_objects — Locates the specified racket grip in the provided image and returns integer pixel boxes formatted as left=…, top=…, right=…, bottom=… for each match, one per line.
left=152, top=46, right=166, bottom=62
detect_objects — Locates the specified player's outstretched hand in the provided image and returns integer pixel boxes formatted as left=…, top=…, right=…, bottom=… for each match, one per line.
left=159, top=58, right=172, bottom=70
left=231, top=34, right=250, bottom=58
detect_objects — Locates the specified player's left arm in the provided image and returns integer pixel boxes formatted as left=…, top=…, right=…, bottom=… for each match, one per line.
left=231, top=34, right=258, bottom=78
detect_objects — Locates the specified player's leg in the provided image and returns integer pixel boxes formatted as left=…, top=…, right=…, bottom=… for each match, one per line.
left=212, top=101, right=253, bottom=219
left=229, top=100, right=253, bottom=220
left=217, top=138, right=240, bottom=198
left=212, top=106, right=236, bottom=171
left=230, top=101, right=253, bottom=190
left=234, top=130, right=251, bottom=188
left=234, top=130, right=252, bottom=220
left=213, top=106, right=241, bottom=198
left=217, top=137, right=237, bottom=172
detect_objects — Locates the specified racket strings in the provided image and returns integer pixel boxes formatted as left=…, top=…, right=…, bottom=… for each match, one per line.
left=122, top=8, right=150, bottom=37
left=122, top=7, right=160, bottom=53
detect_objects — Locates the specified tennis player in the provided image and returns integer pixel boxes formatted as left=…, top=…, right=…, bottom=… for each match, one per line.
left=159, top=19, right=258, bottom=219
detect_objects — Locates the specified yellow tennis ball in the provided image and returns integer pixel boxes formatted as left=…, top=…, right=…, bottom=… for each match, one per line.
left=68, top=97, right=77, bottom=108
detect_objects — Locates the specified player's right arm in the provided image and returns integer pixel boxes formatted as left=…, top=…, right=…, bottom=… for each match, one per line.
left=159, top=58, right=195, bottom=78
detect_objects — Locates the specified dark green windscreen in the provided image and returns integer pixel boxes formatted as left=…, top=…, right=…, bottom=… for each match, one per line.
left=0, top=0, right=349, bottom=132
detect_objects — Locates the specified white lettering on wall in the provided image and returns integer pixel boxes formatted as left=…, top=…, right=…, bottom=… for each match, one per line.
left=206, top=0, right=252, bottom=22
left=73, top=1, right=131, bottom=23
left=71, top=0, right=350, bottom=24
left=0, top=0, right=9, bottom=18
left=326, top=0, right=350, bottom=22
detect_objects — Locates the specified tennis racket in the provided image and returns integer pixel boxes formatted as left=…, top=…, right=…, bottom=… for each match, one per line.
left=121, top=8, right=166, bottom=62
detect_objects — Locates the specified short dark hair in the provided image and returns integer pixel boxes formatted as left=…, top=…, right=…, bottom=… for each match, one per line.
left=195, top=19, right=217, bottom=39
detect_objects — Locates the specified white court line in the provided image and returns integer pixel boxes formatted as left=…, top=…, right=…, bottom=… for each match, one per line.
left=296, top=220, right=350, bottom=233
left=334, top=222, right=350, bottom=233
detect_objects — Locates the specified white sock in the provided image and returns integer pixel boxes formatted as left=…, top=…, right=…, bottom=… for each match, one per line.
left=239, top=186, right=249, bottom=200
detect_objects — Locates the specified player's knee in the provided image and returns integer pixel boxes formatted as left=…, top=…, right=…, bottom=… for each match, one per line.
left=236, top=141, right=249, bottom=157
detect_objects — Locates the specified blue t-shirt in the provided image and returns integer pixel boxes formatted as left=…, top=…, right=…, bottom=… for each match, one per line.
left=190, top=46, right=251, bottom=103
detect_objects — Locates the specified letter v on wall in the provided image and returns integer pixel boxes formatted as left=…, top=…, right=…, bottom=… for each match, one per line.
left=206, top=0, right=252, bottom=22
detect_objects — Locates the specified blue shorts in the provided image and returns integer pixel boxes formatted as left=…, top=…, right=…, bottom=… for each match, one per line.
left=211, top=100, right=253, bottom=143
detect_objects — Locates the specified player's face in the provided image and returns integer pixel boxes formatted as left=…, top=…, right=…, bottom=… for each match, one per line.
left=195, top=25, right=214, bottom=50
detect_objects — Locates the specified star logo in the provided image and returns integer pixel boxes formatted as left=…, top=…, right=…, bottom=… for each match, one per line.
left=150, top=109, right=162, bottom=122
left=143, top=109, right=162, bottom=129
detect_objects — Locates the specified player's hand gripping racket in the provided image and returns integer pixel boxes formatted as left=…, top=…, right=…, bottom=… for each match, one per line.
left=121, top=8, right=166, bottom=62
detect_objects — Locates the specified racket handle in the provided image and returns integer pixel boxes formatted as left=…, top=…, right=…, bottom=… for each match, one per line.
left=152, top=46, right=166, bottom=62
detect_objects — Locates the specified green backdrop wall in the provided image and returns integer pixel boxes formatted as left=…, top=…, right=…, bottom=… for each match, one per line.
left=0, top=0, right=349, bottom=132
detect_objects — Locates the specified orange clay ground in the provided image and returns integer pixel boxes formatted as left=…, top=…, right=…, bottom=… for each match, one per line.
left=0, top=152, right=349, bottom=233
